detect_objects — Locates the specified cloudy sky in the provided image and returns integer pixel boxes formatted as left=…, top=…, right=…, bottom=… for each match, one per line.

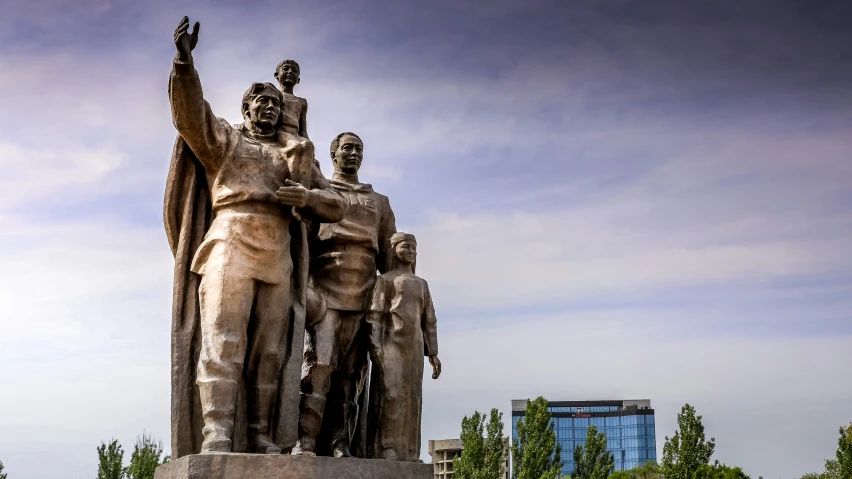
left=1, top=0, right=851, bottom=477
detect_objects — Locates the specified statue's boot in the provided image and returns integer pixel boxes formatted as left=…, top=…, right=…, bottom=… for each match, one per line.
left=329, top=400, right=357, bottom=458
left=248, top=385, right=282, bottom=454
left=380, top=448, right=399, bottom=461
left=332, top=441, right=352, bottom=458
left=198, top=380, right=236, bottom=453
left=292, top=392, right=325, bottom=456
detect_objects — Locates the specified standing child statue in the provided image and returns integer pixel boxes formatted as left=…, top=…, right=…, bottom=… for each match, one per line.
left=365, top=232, right=441, bottom=462
left=274, top=59, right=309, bottom=139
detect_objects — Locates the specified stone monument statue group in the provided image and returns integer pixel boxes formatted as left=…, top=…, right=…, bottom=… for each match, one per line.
left=162, top=16, right=441, bottom=465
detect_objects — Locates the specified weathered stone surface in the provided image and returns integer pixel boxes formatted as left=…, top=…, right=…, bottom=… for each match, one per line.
left=154, top=454, right=433, bottom=479
left=364, top=233, right=440, bottom=461
left=165, top=16, right=442, bottom=464
left=166, top=16, right=347, bottom=457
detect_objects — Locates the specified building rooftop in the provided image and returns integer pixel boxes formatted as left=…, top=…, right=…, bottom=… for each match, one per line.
left=511, top=399, right=652, bottom=411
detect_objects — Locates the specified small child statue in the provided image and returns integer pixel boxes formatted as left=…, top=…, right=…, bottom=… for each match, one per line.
left=365, top=232, right=441, bottom=462
left=274, top=59, right=309, bottom=139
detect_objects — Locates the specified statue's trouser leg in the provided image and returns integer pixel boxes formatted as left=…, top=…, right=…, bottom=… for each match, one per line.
left=196, top=268, right=258, bottom=453
left=324, top=311, right=367, bottom=455
left=298, top=310, right=337, bottom=454
left=245, top=280, right=292, bottom=454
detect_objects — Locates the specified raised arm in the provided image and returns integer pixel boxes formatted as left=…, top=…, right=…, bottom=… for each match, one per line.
left=169, top=16, right=229, bottom=171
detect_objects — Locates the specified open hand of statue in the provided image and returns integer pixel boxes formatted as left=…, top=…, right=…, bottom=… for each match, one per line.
left=174, top=16, right=200, bottom=62
left=277, top=179, right=311, bottom=208
left=429, top=355, right=441, bottom=379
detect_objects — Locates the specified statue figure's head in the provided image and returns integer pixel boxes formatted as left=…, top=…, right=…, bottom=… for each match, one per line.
left=330, top=132, right=363, bottom=174
left=241, top=82, right=283, bottom=131
left=391, top=232, right=417, bottom=270
left=274, top=59, right=301, bottom=89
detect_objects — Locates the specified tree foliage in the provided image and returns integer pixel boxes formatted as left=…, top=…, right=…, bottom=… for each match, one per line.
left=607, top=461, right=662, bottom=479
left=797, top=461, right=840, bottom=479
left=797, top=423, right=852, bottom=479
left=694, top=461, right=750, bottom=479
left=836, top=423, right=852, bottom=479
left=0, top=459, right=7, bottom=479
left=511, top=397, right=563, bottom=479
left=125, top=433, right=169, bottom=479
left=453, top=408, right=506, bottom=479
left=97, top=439, right=125, bottom=479
left=572, top=425, right=614, bottom=479
left=96, top=433, right=169, bottom=479
left=661, top=404, right=716, bottom=479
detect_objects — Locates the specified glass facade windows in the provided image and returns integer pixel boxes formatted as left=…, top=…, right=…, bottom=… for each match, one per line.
left=512, top=401, right=656, bottom=477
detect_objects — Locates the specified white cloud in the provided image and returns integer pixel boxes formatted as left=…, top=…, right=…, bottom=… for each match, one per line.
left=0, top=217, right=172, bottom=350
left=0, top=142, right=126, bottom=209
left=378, top=110, right=852, bottom=309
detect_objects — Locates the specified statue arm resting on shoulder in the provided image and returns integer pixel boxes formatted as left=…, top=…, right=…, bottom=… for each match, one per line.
left=303, top=162, right=347, bottom=222
left=278, top=163, right=348, bottom=223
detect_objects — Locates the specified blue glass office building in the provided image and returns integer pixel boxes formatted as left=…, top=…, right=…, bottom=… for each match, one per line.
left=511, top=399, right=656, bottom=476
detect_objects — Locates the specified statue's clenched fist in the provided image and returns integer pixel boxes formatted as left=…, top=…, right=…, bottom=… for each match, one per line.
left=174, top=16, right=200, bottom=62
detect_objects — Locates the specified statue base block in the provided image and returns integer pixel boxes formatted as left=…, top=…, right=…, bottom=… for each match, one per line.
left=154, top=453, right=433, bottom=479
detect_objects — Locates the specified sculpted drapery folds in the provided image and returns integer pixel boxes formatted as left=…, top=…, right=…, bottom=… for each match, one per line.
left=295, top=132, right=397, bottom=458
left=164, top=17, right=346, bottom=457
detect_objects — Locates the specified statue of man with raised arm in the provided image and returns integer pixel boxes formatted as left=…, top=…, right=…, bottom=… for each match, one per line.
left=164, top=16, right=347, bottom=457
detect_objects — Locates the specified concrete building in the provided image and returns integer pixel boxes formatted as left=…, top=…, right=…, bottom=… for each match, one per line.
left=511, top=399, right=656, bottom=475
left=428, top=438, right=510, bottom=479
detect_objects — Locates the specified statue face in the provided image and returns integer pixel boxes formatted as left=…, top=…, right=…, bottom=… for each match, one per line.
left=278, top=62, right=300, bottom=87
left=394, top=240, right=417, bottom=265
left=333, top=134, right=363, bottom=174
left=246, top=91, right=281, bottom=129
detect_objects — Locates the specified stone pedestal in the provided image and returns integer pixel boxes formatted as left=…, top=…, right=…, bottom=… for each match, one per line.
left=154, top=454, right=433, bottom=479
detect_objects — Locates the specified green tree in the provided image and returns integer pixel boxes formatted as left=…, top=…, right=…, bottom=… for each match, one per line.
left=124, top=433, right=169, bottom=479
left=661, top=404, right=716, bottom=479
left=483, top=409, right=507, bottom=479
left=631, top=461, right=662, bottom=479
left=511, top=397, right=563, bottom=479
left=607, top=461, right=662, bottom=479
left=0, top=459, right=7, bottom=479
left=97, top=439, right=125, bottom=479
left=694, top=461, right=750, bottom=479
left=797, top=458, right=839, bottom=479
left=824, top=458, right=841, bottom=478
left=836, top=423, right=852, bottom=478
left=573, top=425, right=614, bottom=479
left=453, top=408, right=506, bottom=479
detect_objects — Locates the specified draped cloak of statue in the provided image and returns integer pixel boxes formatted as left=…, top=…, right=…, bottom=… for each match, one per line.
left=163, top=133, right=311, bottom=457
